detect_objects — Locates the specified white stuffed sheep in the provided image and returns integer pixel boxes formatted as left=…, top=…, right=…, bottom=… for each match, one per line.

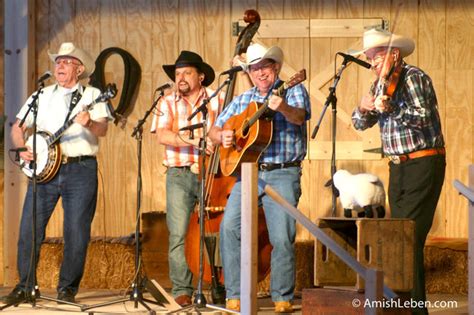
left=331, top=169, right=386, bottom=218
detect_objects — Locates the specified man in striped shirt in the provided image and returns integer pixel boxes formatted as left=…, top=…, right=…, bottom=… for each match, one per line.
left=152, top=51, right=218, bottom=307
left=209, top=43, right=311, bottom=313
left=351, top=29, right=446, bottom=315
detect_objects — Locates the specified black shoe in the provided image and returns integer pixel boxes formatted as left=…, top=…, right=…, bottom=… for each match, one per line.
left=1, top=287, right=27, bottom=305
left=57, top=289, right=76, bottom=304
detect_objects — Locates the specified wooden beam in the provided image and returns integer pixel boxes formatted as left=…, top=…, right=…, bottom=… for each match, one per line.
left=3, top=0, right=35, bottom=286
left=310, top=19, right=384, bottom=38
left=238, top=18, right=383, bottom=39
left=240, top=163, right=258, bottom=314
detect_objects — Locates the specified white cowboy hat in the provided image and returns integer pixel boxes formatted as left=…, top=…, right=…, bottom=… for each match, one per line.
left=245, top=43, right=284, bottom=66
left=349, top=28, right=415, bottom=58
left=48, top=42, right=95, bottom=80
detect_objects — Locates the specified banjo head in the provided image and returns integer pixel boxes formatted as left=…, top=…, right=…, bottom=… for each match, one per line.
left=21, top=131, right=61, bottom=182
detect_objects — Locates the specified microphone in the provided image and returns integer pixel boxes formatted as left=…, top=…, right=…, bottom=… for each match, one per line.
left=337, top=52, right=371, bottom=69
left=179, top=122, right=204, bottom=132
left=37, top=70, right=52, bottom=83
left=221, top=64, right=247, bottom=76
left=155, top=82, right=174, bottom=92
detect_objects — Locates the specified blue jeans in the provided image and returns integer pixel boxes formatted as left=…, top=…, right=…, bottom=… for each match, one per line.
left=220, top=166, right=301, bottom=302
left=166, top=167, right=199, bottom=297
left=17, top=158, right=98, bottom=295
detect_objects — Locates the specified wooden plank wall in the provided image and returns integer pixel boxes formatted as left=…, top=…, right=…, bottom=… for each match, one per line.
left=3, top=0, right=473, bottom=245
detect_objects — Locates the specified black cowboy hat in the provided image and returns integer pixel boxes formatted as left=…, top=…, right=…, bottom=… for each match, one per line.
left=163, top=51, right=215, bottom=86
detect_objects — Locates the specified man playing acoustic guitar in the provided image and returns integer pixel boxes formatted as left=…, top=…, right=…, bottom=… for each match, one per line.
left=4, top=42, right=111, bottom=305
left=209, top=43, right=311, bottom=313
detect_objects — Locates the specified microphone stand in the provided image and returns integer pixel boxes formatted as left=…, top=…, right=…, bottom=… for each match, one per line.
left=172, top=77, right=231, bottom=314
left=310, top=59, right=350, bottom=217
left=2, top=82, right=83, bottom=310
left=81, top=91, right=164, bottom=314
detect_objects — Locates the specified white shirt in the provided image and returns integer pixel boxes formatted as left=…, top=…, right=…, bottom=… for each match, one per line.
left=16, top=83, right=112, bottom=157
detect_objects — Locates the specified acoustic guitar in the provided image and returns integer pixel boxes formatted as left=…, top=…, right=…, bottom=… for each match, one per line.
left=20, top=84, right=117, bottom=183
left=219, top=69, right=306, bottom=176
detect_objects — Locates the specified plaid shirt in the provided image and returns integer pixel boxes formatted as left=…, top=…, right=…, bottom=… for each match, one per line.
left=352, top=62, right=444, bottom=155
left=151, top=87, right=219, bottom=167
left=215, top=81, right=311, bottom=163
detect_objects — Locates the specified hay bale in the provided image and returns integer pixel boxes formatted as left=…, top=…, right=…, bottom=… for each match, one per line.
left=424, top=238, right=468, bottom=294
left=37, top=237, right=135, bottom=289
left=257, top=240, right=314, bottom=295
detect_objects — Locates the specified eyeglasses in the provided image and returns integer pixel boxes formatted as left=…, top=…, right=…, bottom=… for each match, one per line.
left=366, top=54, right=388, bottom=64
left=55, top=58, right=82, bottom=67
left=249, top=61, right=275, bottom=73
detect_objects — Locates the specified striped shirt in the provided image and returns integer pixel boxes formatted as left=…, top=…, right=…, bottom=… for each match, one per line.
left=352, top=62, right=444, bottom=155
left=215, top=81, right=311, bottom=163
left=151, top=87, right=219, bottom=167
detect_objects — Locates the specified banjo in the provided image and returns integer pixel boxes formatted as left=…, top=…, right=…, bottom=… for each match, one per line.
left=20, top=84, right=117, bottom=183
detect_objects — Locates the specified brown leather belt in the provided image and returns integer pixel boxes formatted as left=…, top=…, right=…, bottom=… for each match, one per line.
left=258, top=161, right=301, bottom=171
left=61, top=155, right=96, bottom=164
left=387, top=147, right=445, bottom=164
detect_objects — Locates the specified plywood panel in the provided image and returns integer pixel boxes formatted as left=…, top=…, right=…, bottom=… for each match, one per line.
left=446, top=0, right=474, bottom=70
left=95, top=0, right=129, bottom=237
left=391, top=0, right=418, bottom=65
left=8, top=0, right=472, bottom=248
left=445, top=70, right=472, bottom=238
left=179, top=0, right=205, bottom=53
left=35, top=0, right=50, bottom=77
left=419, top=0, right=446, bottom=70
left=419, top=0, right=448, bottom=237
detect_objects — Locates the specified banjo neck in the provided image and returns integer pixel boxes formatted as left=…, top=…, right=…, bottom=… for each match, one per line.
left=46, top=84, right=118, bottom=146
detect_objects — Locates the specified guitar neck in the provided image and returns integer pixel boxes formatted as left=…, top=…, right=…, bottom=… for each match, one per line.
left=246, top=81, right=289, bottom=126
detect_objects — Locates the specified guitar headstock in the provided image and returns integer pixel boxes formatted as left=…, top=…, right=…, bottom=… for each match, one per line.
left=285, top=69, right=306, bottom=89
left=100, top=83, right=118, bottom=102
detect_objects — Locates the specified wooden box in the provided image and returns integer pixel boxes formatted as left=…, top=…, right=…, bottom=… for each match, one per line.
left=314, top=218, right=414, bottom=292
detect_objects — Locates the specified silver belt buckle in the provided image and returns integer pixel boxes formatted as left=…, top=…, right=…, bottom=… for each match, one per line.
left=388, top=155, right=401, bottom=164
left=259, top=163, right=268, bottom=171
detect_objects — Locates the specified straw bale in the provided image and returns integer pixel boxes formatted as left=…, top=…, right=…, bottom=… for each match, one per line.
left=424, top=240, right=468, bottom=294
left=37, top=237, right=135, bottom=289
left=257, top=240, right=315, bottom=295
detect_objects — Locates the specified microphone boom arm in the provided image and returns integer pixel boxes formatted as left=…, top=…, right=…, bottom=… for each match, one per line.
left=187, top=77, right=231, bottom=121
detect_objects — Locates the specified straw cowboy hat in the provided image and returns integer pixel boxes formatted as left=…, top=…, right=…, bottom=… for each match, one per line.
left=350, top=28, right=415, bottom=58
left=48, top=42, right=95, bottom=80
left=163, top=51, right=215, bottom=86
left=246, top=43, right=284, bottom=66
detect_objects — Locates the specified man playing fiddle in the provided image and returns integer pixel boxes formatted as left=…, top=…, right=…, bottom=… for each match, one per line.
left=151, top=51, right=218, bottom=307
left=209, top=43, right=311, bottom=313
left=351, top=29, right=446, bottom=315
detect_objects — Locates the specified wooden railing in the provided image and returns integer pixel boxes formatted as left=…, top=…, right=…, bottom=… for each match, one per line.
left=453, top=165, right=474, bottom=315
left=240, top=163, right=397, bottom=315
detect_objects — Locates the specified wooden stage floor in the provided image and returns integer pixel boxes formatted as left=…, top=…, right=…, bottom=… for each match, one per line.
left=0, top=287, right=467, bottom=314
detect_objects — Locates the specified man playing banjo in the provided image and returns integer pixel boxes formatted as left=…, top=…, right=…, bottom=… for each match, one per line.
left=4, top=42, right=111, bottom=305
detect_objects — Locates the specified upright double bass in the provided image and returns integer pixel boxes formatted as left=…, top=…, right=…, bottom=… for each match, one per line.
left=184, top=9, right=272, bottom=295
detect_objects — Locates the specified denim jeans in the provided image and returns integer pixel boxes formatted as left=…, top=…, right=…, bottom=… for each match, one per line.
left=16, top=158, right=98, bottom=295
left=220, top=166, right=301, bottom=302
left=166, top=167, right=200, bottom=297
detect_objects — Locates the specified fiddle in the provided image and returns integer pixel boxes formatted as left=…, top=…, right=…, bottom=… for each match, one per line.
left=372, top=55, right=403, bottom=113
